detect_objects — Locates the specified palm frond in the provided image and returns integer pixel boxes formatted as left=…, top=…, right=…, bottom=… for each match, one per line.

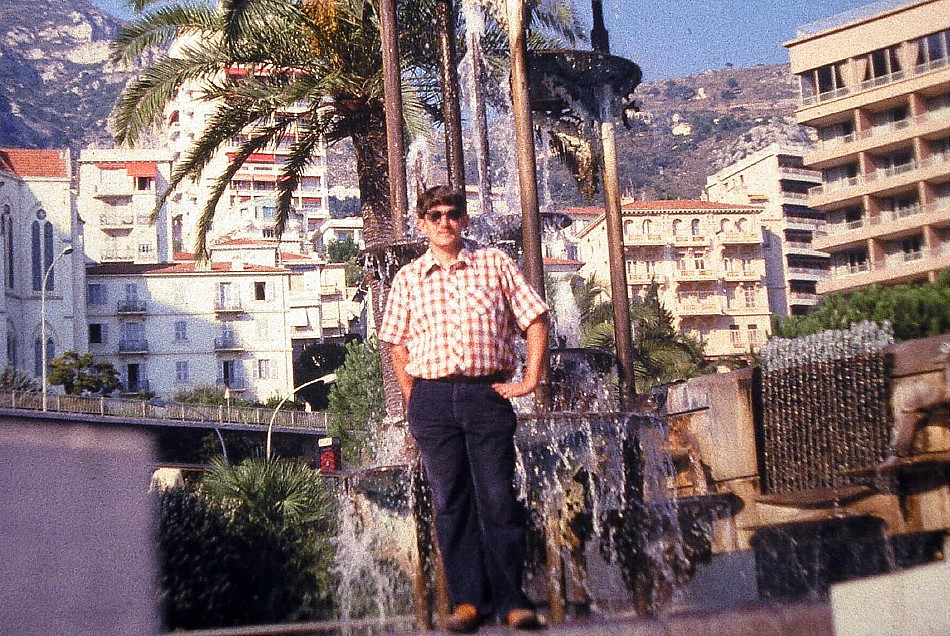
left=111, top=3, right=221, bottom=65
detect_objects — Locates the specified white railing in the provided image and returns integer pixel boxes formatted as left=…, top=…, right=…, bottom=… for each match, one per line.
left=0, top=390, right=334, bottom=431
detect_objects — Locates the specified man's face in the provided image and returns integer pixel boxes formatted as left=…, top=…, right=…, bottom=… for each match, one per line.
left=417, top=203, right=468, bottom=251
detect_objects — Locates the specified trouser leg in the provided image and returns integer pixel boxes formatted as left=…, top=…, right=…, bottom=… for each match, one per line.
left=408, top=380, right=490, bottom=612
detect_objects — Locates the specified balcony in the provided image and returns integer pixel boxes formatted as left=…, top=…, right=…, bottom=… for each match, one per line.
left=818, top=199, right=950, bottom=249
left=724, top=300, right=764, bottom=315
left=789, top=291, right=821, bottom=306
left=787, top=267, right=827, bottom=282
left=677, top=293, right=720, bottom=316
left=778, top=165, right=822, bottom=183
left=320, top=286, right=342, bottom=297
left=723, top=268, right=761, bottom=282
left=92, top=184, right=133, bottom=199
left=719, top=231, right=761, bottom=245
left=625, top=233, right=666, bottom=246
left=214, top=336, right=244, bottom=352
left=784, top=240, right=826, bottom=257
left=118, top=339, right=149, bottom=354
left=672, top=235, right=709, bottom=247
left=214, top=298, right=244, bottom=313
left=819, top=244, right=950, bottom=294
left=117, top=299, right=147, bottom=314
left=807, top=111, right=950, bottom=168
left=101, top=247, right=136, bottom=262
left=673, top=268, right=716, bottom=282
left=99, top=212, right=134, bottom=229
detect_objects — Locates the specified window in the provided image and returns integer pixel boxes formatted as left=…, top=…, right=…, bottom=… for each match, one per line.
left=138, top=243, right=153, bottom=255
left=31, top=221, right=41, bottom=291
left=690, top=219, right=701, bottom=236
left=6, top=333, right=16, bottom=367
left=43, top=222, right=53, bottom=291
left=257, top=359, right=272, bottom=379
left=254, top=281, right=267, bottom=300
left=87, top=283, right=106, bottom=305
left=89, top=323, right=106, bottom=344
left=262, top=228, right=276, bottom=238
left=34, top=337, right=53, bottom=378
left=135, top=176, right=153, bottom=191
left=729, top=325, right=742, bottom=347
left=174, top=321, right=188, bottom=341
left=748, top=324, right=761, bottom=346
left=175, top=361, right=189, bottom=383
left=915, top=29, right=950, bottom=71
left=5, top=207, right=13, bottom=289
left=863, top=45, right=902, bottom=86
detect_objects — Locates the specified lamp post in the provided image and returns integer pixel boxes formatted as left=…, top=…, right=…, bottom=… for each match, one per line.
left=266, top=373, right=337, bottom=459
left=41, top=245, right=73, bottom=411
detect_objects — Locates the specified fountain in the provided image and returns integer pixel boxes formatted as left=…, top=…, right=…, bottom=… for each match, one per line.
left=332, top=0, right=950, bottom=631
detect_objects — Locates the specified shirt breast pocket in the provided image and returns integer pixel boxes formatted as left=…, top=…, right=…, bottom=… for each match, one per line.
left=467, top=284, right=500, bottom=317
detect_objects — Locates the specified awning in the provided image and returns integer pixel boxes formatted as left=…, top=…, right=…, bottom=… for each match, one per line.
left=289, top=308, right=310, bottom=327
left=126, top=162, right=157, bottom=178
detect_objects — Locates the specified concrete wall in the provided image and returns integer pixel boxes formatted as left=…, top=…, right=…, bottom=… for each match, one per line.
left=0, top=413, right=159, bottom=636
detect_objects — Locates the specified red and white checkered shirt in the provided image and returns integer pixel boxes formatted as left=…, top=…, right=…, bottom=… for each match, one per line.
left=378, top=246, right=549, bottom=380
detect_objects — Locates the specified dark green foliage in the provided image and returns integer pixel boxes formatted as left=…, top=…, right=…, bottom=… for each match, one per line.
left=327, top=338, right=384, bottom=465
left=773, top=271, right=950, bottom=342
left=47, top=351, right=121, bottom=396
left=0, top=365, right=40, bottom=392
left=156, top=458, right=337, bottom=630
left=575, top=279, right=710, bottom=392
left=326, top=236, right=360, bottom=263
left=172, top=383, right=256, bottom=407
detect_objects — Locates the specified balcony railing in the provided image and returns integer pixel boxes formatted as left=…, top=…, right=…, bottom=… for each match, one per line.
left=214, top=336, right=244, bottom=351
left=672, top=235, right=709, bottom=246
left=801, top=53, right=948, bottom=108
left=720, top=232, right=761, bottom=244
left=100, top=213, right=134, bottom=227
left=101, top=247, right=136, bottom=261
left=117, top=299, right=147, bottom=314
left=214, top=298, right=244, bottom=312
left=118, top=338, right=149, bottom=353
left=625, top=233, right=665, bottom=245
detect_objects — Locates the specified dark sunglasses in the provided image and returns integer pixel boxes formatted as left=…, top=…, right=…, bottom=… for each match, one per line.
left=422, top=208, right=465, bottom=223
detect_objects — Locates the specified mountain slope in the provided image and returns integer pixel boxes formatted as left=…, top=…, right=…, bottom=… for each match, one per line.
left=0, top=0, right=129, bottom=148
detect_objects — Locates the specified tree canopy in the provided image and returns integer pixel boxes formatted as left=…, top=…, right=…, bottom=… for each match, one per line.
left=47, top=351, right=121, bottom=396
left=773, top=269, right=950, bottom=342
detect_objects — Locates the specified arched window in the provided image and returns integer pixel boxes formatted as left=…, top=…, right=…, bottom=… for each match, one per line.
left=672, top=219, right=683, bottom=236
left=34, top=336, right=54, bottom=378
left=44, top=221, right=54, bottom=290
left=5, top=207, right=13, bottom=290
left=642, top=219, right=652, bottom=235
left=691, top=218, right=701, bottom=236
left=623, top=220, right=635, bottom=236
left=31, top=221, right=41, bottom=291
left=6, top=329, right=16, bottom=368
left=736, top=217, right=747, bottom=232
left=721, top=219, right=732, bottom=232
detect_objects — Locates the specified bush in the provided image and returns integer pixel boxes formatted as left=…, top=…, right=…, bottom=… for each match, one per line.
left=156, top=458, right=337, bottom=630
left=327, top=338, right=384, bottom=465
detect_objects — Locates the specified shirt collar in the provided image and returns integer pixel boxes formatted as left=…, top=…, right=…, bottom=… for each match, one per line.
left=420, top=246, right=474, bottom=276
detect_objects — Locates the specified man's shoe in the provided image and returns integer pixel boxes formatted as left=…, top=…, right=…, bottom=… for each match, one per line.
left=506, top=608, right=545, bottom=630
left=443, top=603, right=482, bottom=634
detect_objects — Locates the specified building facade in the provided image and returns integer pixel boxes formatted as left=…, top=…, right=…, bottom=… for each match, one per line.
left=574, top=200, right=772, bottom=359
left=704, top=144, right=829, bottom=316
left=84, top=241, right=352, bottom=401
left=0, top=149, right=83, bottom=377
left=78, top=149, right=175, bottom=265
left=786, top=0, right=950, bottom=295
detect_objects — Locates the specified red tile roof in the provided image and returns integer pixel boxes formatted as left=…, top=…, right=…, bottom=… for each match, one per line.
left=0, top=149, right=70, bottom=178
left=543, top=258, right=584, bottom=266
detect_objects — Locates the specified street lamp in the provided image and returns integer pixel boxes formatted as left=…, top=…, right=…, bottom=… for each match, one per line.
left=41, top=245, right=74, bottom=411
left=266, top=373, right=337, bottom=459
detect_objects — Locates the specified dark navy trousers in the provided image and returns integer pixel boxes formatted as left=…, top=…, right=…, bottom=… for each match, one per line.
left=407, top=377, right=532, bottom=617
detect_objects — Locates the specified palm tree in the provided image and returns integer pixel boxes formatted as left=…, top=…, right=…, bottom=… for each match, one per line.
left=575, top=277, right=710, bottom=392
left=111, top=0, right=583, bottom=257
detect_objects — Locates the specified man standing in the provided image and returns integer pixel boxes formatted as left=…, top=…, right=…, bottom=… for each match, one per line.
left=379, top=186, right=549, bottom=632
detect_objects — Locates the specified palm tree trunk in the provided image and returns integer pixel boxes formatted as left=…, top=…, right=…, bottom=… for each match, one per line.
left=350, top=106, right=406, bottom=421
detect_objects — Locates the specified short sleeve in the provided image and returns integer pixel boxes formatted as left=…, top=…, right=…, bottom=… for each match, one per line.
left=496, top=251, right=548, bottom=331
left=378, top=269, right=411, bottom=345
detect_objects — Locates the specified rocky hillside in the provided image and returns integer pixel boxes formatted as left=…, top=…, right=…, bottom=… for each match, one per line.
left=0, top=0, right=129, bottom=148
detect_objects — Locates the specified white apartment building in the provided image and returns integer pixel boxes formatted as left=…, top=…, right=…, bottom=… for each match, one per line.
left=85, top=240, right=352, bottom=401
left=574, top=200, right=772, bottom=359
left=164, top=68, right=331, bottom=254
left=786, top=0, right=950, bottom=294
left=704, top=145, right=829, bottom=316
left=78, top=149, right=175, bottom=264
left=0, top=149, right=83, bottom=377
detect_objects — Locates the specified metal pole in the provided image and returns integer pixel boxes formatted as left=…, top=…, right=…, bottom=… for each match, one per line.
left=598, top=88, right=636, bottom=407
left=436, top=0, right=466, bottom=190
left=590, top=0, right=610, bottom=54
left=41, top=246, right=72, bottom=411
left=379, top=0, right=408, bottom=236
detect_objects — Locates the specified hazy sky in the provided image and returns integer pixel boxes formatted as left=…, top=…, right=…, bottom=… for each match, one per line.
left=90, top=0, right=877, bottom=79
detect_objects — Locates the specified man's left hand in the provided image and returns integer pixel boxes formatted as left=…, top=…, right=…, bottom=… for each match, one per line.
left=491, top=380, right=537, bottom=399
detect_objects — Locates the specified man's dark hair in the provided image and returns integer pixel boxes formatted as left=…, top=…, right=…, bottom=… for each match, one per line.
left=416, top=185, right=466, bottom=218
